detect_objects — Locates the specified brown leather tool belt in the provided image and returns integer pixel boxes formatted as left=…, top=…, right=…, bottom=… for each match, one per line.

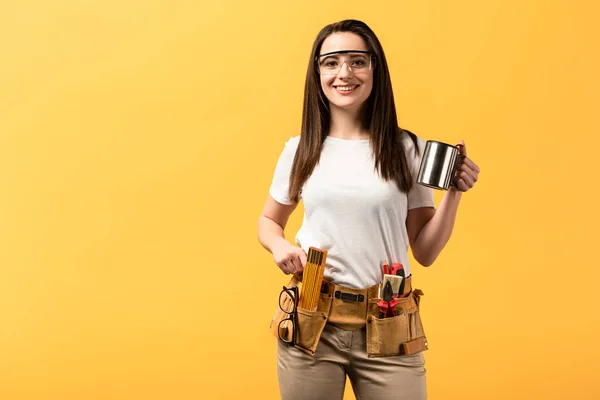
left=270, top=275, right=428, bottom=358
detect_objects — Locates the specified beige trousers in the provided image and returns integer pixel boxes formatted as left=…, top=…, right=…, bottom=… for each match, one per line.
left=277, top=322, right=427, bottom=400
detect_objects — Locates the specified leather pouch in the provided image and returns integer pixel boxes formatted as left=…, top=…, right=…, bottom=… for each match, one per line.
left=327, top=286, right=370, bottom=330
left=365, top=289, right=428, bottom=357
left=269, top=277, right=331, bottom=355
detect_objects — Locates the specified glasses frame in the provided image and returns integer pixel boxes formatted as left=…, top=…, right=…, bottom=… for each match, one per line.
left=315, top=50, right=375, bottom=75
left=278, top=285, right=299, bottom=346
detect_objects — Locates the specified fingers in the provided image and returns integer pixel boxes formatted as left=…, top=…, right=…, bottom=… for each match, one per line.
left=457, top=140, right=467, bottom=157
left=290, top=257, right=304, bottom=275
left=456, top=179, right=470, bottom=192
left=455, top=162, right=477, bottom=189
left=457, top=161, right=476, bottom=178
left=293, top=249, right=306, bottom=274
left=280, top=260, right=293, bottom=275
left=461, top=156, right=480, bottom=174
left=455, top=170, right=475, bottom=190
left=453, top=143, right=480, bottom=192
left=276, top=249, right=307, bottom=275
left=299, top=249, right=307, bottom=267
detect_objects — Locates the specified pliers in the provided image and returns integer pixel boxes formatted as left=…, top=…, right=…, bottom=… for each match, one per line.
left=377, top=280, right=398, bottom=318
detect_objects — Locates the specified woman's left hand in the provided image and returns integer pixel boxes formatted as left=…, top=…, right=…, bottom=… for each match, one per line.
left=452, top=140, right=480, bottom=192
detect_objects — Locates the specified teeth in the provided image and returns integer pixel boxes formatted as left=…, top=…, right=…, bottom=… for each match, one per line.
left=336, top=86, right=356, bottom=92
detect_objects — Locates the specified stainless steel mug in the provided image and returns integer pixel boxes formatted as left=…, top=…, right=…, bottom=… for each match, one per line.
left=416, top=140, right=465, bottom=190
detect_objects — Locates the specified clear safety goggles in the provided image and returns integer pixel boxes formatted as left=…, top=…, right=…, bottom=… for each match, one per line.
left=316, top=50, right=375, bottom=75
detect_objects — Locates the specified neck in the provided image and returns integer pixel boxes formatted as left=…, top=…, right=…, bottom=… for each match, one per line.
left=328, top=105, right=369, bottom=140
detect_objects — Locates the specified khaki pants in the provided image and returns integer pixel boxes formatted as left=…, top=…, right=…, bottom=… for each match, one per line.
left=277, top=322, right=427, bottom=400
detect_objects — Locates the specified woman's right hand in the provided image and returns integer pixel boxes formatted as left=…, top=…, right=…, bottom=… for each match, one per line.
left=272, top=238, right=307, bottom=275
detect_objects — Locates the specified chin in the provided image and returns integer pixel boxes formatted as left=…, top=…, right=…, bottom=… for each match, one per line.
left=330, top=99, right=367, bottom=111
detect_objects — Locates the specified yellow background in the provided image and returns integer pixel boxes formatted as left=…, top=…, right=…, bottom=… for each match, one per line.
left=1, top=1, right=599, bottom=399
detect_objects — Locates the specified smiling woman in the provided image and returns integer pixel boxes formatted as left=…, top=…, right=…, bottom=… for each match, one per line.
left=258, top=18, right=480, bottom=400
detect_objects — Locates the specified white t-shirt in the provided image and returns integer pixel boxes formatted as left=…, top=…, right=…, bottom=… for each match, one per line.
left=269, top=133, right=436, bottom=289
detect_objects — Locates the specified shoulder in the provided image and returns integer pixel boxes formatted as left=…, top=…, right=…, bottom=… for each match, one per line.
left=275, top=135, right=301, bottom=163
left=400, top=129, right=426, bottom=155
left=283, top=135, right=301, bottom=149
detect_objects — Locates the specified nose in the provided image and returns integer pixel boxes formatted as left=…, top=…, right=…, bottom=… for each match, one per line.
left=337, top=61, right=354, bottom=78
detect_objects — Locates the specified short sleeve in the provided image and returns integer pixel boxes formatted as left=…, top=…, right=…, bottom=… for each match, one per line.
left=407, top=136, right=436, bottom=210
left=269, top=136, right=301, bottom=205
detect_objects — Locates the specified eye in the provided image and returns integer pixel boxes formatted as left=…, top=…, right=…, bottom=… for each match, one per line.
left=324, top=60, right=339, bottom=68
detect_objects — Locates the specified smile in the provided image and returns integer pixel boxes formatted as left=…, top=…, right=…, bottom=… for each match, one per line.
left=334, top=85, right=359, bottom=94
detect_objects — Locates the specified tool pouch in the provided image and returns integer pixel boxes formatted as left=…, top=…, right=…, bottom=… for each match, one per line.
left=365, top=289, right=428, bottom=357
left=269, top=276, right=331, bottom=356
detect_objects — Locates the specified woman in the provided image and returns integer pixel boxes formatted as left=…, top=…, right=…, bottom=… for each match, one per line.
left=258, top=19, right=480, bottom=400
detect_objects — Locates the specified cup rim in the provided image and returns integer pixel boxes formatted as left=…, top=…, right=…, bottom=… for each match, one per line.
left=426, top=140, right=459, bottom=149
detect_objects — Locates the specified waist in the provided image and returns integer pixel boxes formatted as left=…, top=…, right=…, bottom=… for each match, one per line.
left=291, top=274, right=414, bottom=331
left=323, top=275, right=413, bottom=299
left=292, top=274, right=413, bottom=299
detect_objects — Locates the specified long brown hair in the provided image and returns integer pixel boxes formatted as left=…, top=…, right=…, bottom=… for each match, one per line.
left=288, top=19, right=420, bottom=203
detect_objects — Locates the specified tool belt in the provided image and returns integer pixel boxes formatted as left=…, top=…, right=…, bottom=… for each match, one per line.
left=269, top=275, right=428, bottom=358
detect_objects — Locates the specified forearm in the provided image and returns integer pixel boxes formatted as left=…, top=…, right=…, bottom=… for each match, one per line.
left=258, top=216, right=289, bottom=254
left=413, top=188, right=463, bottom=266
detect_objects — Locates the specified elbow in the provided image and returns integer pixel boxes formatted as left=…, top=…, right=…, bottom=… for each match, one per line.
left=257, top=216, right=265, bottom=243
left=420, top=259, right=435, bottom=267
left=414, top=251, right=437, bottom=267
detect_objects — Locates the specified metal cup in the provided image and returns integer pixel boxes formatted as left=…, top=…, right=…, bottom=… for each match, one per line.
left=416, top=140, right=465, bottom=190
